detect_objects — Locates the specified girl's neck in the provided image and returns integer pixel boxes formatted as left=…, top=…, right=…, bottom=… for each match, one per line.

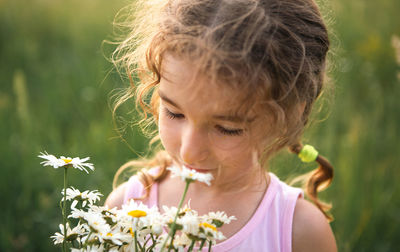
left=158, top=171, right=270, bottom=240
left=188, top=169, right=268, bottom=197
left=158, top=169, right=270, bottom=214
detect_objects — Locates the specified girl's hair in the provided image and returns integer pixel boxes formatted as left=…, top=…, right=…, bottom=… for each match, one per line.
left=111, top=0, right=334, bottom=221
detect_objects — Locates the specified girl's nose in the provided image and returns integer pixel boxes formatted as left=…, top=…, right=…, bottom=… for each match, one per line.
left=180, top=124, right=209, bottom=165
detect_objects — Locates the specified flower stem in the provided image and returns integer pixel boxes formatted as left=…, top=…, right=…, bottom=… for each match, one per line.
left=199, top=239, right=206, bottom=250
left=134, top=229, right=138, bottom=252
left=188, top=240, right=196, bottom=252
left=62, top=167, right=68, bottom=252
left=161, top=181, right=191, bottom=252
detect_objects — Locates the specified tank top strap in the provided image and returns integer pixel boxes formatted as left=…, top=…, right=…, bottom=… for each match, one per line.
left=269, top=173, right=304, bottom=252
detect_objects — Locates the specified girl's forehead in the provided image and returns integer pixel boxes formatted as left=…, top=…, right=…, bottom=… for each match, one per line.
left=159, top=54, right=250, bottom=112
left=160, top=54, right=204, bottom=88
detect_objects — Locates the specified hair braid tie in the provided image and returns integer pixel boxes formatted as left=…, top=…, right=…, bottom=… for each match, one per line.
left=297, top=144, right=319, bottom=163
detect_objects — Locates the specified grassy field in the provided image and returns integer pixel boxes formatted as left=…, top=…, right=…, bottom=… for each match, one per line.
left=1, top=0, right=399, bottom=251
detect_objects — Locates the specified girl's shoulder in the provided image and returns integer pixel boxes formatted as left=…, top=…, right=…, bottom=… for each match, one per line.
left=104, top=181, right=129, bottom=209
left=105, top=167, right=160, bottom=209
left=292, top=198, right=337, bottom=252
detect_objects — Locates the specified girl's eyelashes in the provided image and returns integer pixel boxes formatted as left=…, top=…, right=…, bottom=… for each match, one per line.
left=163, top=107, right=184, bottom=119
left=215, top=125, right=244, bottom=136
left=163, top=107, right=244, bottom=136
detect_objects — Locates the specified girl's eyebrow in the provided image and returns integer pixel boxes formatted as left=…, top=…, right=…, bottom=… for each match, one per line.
left=158, top=90, right=254, bottom=123
left=159, top=91, right=181, bottom=108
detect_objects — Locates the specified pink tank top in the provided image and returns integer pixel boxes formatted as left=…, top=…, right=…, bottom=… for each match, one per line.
left=124, top=168, right=303, bottom=252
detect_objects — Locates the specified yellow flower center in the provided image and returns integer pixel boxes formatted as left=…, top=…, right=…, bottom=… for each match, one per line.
left=129, top=228, right=135, bottom=237
left=200, top=222, right=217, bottom=231
left=128, top=210, right=147, bottom=218
left=183, top=207, right=191, bottom=212
left=62, top=158, right=72, bottom=164
left=107, top=233, right=113, bottom=237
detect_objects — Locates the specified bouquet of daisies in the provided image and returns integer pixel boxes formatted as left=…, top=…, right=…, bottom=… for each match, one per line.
left=39, top=152, right=236, bottom=252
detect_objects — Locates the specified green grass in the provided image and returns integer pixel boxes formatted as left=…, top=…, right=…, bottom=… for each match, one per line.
left=1, top=0, right=399, bottom=251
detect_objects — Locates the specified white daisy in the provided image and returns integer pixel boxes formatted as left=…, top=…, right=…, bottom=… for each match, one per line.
left=198, top=222, right=225, bottom=242
left=151, top=222, right=164, bottom=235
left=91, top=205, right=119, bottom=225
left=119, top=199, right=160, bottom=235
left=38, top=151, right=94, bottom=173
left=203, top=211, right=237, bottom=227
left=65, top=156, right=94, bottom=173
left=81, top=189, right=102, bottom=206
left=39, top=152, right=65, bottom=168
left=178, top=210, right=200, bottom=236
left=121, top=200, right=149, bottom=220
left=69, top=208, right=87, bottom=219
left=156, top=233, right=192, bottom=252
left=50, top=222, right=85, bottom=244
left=82, top=211, right=110, bottom=234
left=172, top=233, right=192, bottom=251
left=96, top=231, right=130, bottom=246
left=161, top=205, right=181, bottom=224
left=161, top=204, right=196, bottom=225
left=167, top=165, right=213, bottom=186
left=62, top=187, right=103, bottom=209
left=147, top=208, right=166, bottom=236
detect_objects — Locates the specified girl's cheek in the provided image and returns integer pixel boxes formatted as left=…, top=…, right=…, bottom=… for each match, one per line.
left=159, top=116, right=181, bottom=151
left=214, top=141, right=257, bottom=167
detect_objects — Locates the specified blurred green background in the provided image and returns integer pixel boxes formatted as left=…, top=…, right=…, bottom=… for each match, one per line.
left=1, top=0, right=399, bottom=251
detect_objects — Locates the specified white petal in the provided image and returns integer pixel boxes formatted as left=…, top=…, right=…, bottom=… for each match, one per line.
left=71, top=200, right=78, bottom=209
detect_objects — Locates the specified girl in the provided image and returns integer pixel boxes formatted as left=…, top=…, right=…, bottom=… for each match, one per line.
left=106, top=0, right=337, bottom=251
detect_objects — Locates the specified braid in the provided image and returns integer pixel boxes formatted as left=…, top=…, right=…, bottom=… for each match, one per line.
left=290, top=143, right=334, bottom=222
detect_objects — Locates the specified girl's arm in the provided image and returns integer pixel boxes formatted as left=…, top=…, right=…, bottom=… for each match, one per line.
left=104, top=182, right=128, bottom=209
left=292, top=198, right=337, bottom=252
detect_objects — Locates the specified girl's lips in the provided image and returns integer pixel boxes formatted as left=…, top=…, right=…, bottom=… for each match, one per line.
left=184, top=165, right=212, bottom=173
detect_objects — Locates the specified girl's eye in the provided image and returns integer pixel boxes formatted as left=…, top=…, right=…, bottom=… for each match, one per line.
left=215, top=125, right=244, bottom=136
left=163, top=107, right=244, bottom=136
left=164, top=108, right=184, bottom=119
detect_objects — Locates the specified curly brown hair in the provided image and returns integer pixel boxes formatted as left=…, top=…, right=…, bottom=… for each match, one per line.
left=111, top=0, right=334, bottom=221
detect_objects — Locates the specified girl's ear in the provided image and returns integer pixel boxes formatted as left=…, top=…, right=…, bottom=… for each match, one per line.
left=295, top=101, right=307, bottom=125
left=298, top=101, right=306, bottom=115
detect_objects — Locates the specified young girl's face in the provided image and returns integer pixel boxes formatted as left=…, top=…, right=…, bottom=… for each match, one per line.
left=158, top=54, right=264, bottom=186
